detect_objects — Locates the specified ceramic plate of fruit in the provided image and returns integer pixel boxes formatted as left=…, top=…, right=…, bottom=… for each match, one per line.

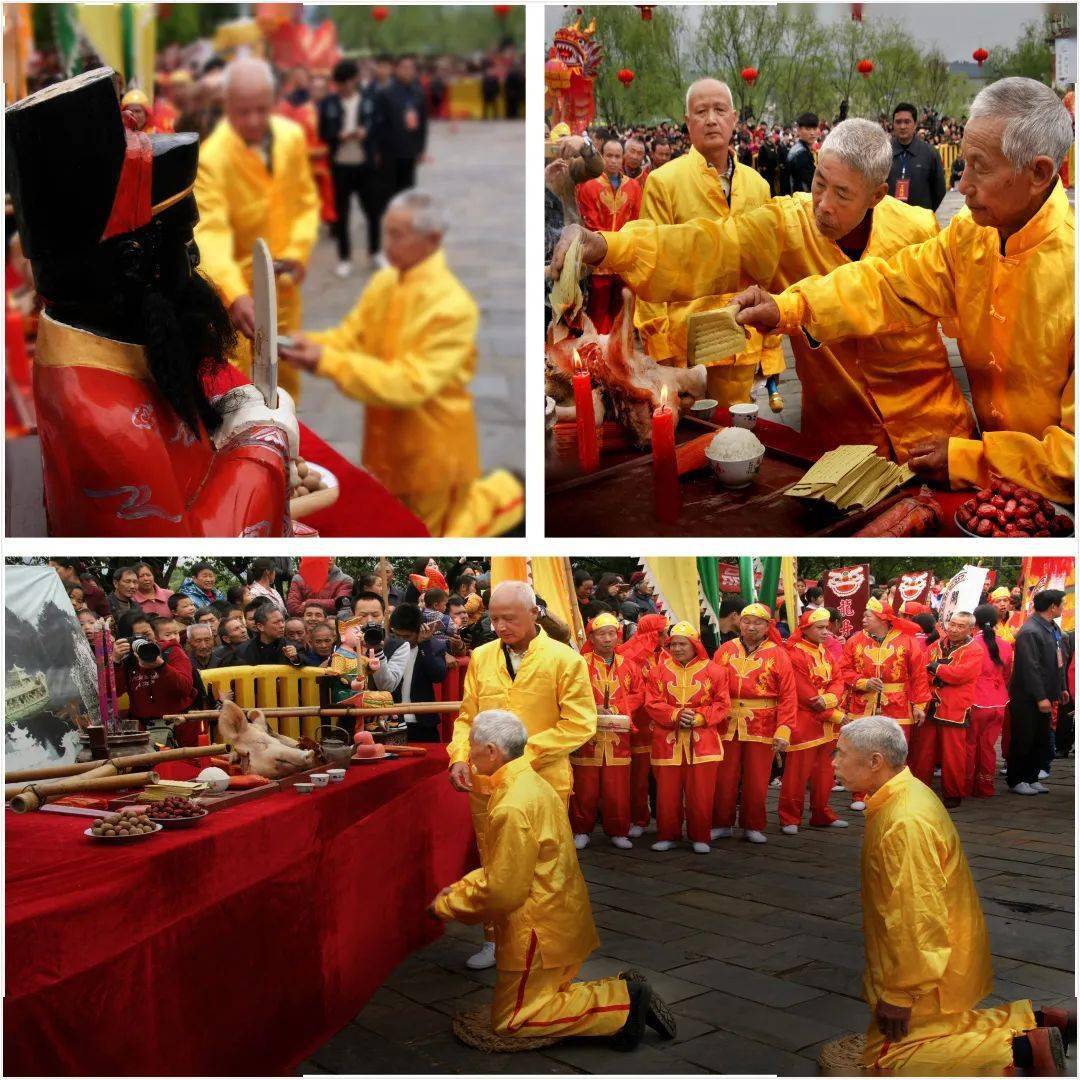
left=147, top=797, right=209, bottom=828
left=352, top=730, right=397, bottom=764
left=289, top=460, right=339, bottom=520
left=85, top=813, right=163, bottom=841
left=955, top=479, right=1073, bottom=539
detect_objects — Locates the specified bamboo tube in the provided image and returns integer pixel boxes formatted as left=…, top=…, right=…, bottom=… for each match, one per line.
left=9, top=770, right=159, bottom=814
left=4, top=743, right=231, bottom=785
left=162, top=702, right=462, bottom=722
left=6, top=760, right=119, bottom=800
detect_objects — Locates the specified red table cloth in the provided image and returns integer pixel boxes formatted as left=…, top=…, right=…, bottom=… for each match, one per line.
left=5, top=750, right=474, bottom=1076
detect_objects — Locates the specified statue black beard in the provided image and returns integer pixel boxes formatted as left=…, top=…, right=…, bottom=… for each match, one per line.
left=36, top=208, right=236, bottom=437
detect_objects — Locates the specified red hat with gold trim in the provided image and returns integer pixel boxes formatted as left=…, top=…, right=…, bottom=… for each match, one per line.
left=787, top=605, right=829, bottom=646
left=866, top=596, right=922, bottom=638
left=740, top=603, right=784, bottom=645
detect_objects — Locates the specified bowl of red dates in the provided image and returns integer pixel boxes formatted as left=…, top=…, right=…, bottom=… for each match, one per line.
left=955, top=478, right=1073, bottom=538
left=147, top=797, right=209, bottom=828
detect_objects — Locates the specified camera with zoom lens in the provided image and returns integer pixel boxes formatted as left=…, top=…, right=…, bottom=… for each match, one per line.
left=131, top=638, right=162, bottom=663
left=362, top=624, right=386, bottom=649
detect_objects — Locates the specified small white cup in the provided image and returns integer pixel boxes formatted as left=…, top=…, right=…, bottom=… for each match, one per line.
left=730, top=402, right=759, bottom=429
left=690, top=398, right=719, bottom=423
left=294, top=783, right=314, bottom=794
left=327, top=768, right=346, bottom=783
left=309, top=773, right=330, bottom=788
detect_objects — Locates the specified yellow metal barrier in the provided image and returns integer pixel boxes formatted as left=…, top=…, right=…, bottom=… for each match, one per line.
left=199, top=665, right=329, bottom=741
left=938, top=143, right=961, bottom=189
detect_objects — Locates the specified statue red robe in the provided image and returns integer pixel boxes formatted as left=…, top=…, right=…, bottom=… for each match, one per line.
left=34, top=313, right=290, bottom=536
left=576, top=173, right=641, bottom=333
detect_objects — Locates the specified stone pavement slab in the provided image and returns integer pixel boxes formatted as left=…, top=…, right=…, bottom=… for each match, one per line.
left=301, top=757, right=1074, bottom=1075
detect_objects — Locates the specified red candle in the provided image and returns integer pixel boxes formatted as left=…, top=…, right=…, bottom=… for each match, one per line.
left=6, top=306, right=30, bottom=388
left=652, top=385, right=681, bottom=522
left=572, top=349, right=599, bottom=473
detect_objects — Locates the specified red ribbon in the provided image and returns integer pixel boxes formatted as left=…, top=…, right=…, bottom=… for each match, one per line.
left=102, top=129, right=154, bottom=241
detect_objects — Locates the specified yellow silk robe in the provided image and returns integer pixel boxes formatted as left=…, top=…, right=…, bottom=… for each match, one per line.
left=861, top=767, right=1034, bottom=1073
left=774, top=182, right=1074, bottom=502
left=308, top=249, right=482, bottom=507
left=450, top=627, right=598, bottom=799
left=602, top=194, right=974, bottom=461
left=632, top=147, right=784, bottom=378
left=194, top=115, right=320, bottom=398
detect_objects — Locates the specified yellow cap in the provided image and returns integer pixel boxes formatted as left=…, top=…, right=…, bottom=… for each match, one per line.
left=548, top=122, right=571, bottom=142
left=990, top=587, right=1011, bottom=601
left=866, top=597, right=885, bottom=615
left=588, top=612, right=619, bottom=632
left=740, top=603, right=771, bottom=621
left=804, top=607, right=830, bottom=625
left=121, top=88, right=150, bottom=108
left=668, top=620, right=698, bottom=639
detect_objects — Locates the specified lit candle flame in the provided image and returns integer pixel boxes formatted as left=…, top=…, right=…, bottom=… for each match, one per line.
left=659, top=384, right=668, bottom=410
left=573, top=349, right=582, bottom=372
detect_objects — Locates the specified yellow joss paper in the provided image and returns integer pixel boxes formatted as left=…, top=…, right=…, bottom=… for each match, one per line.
left=687, top=307, right=748, bottom=366
left=550, top=234, right=584, bottom=326
left=788, top=446, right=914, bottom=511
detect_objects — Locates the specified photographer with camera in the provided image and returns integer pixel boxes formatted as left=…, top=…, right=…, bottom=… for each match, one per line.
left=380, top=603, right=449, bottom=742
left=111, top=613, right=198, bottom=741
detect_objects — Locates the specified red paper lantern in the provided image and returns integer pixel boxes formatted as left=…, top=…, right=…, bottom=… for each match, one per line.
left=856, top=58, right=874, bottom=79
left=740, top=66, right=758, bottom=86
left=850, top=3, right=863, bottom=21
left=636, top=5, right=654, bottom=19
left=545, top=56, right=570, bottom=92
left=371, top=6, right=389, bottom=23
left=617, top=68, right=635, bottom=88
left=493, top=4, right=512, bottom=18
left=973, top=47, right=988, bottom=67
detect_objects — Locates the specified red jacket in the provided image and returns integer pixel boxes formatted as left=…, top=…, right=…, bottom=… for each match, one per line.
left=973, top=635, right=1013, bottom=709
left=840, top=629, right=930, bottom=725
left=114, top=645, right=197, bottom=721
left=928, top=637, right=982, bottom=724
left=713, top=638, right=797, bottom=744
left=571, top=651, right=644, bottom=766
left=286, top=569, right=355, bottom=615
left=785, top=639, right=845, bottom=750
left=644, top=652, right=729, bottom=766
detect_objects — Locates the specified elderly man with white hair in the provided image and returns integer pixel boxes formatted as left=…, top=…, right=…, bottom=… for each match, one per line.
left=836, top=715, right=1073, bottom=1075
left=281, top=189, right=524, bottom=536
left=430, top=709, right=676, bottom=1047
left=735, top=77, right=1074, bottom=504
left=444, top=580, right=597, bottom=969
left=550, top=117, right=972, bottom=460
left=616, top=78, right=784, bottom=403
left=194, top=57, right=319, bottom=401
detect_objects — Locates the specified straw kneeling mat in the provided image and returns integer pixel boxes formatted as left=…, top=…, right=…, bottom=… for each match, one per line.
left=452, top=1005, right=562, bottom=1052
left=818, top=1032, right=869, bottom=1074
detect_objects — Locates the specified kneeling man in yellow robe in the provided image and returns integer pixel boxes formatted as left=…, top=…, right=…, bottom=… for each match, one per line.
left=281, top=190, right=524, bottom=537
left=835, top=716, right=1074, bottom=1075
left=430, top=708, right=676, bottom=1047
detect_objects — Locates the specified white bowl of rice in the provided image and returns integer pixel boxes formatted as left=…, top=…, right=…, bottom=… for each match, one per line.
left=705, top=428, right=765, bottom=488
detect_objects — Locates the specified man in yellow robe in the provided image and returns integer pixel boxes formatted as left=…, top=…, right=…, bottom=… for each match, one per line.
left=446, top=580, right=597, bottom=970
left=281, top=191, right=524, bottom=537
left=194, top=58, right=320, bottom=401
left=551, top=119, right=973, bottom=461
left=632, top=78, right=784, bottom=411
left=732, top=78, right=1074, bottom=503
left=431, top=709, right=676, bottom=1046
left=835, top=716, right=1072, bottom=1075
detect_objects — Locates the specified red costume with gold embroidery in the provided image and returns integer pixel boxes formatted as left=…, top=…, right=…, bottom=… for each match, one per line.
left=644, top=627, right=729, bottom=846
left=910, top=635, right=983, bottom=801
left=779, top=611, right=846, bottom=828
left=713, top=616, right=797, bottom=836
left=839, top=628, right=930, bottom=729
left=569, top=643, right=644, bottom=840
left=576, top=173, right=642, bottom=333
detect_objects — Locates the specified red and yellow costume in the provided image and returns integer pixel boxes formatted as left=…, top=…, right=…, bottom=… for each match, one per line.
left=910, top=634, right=983, bottom=801
left=712, top=605, right=797, bottom=835
left=643, top=623, right=729, bottom=845
left=989, top=587, right=1017, bottom=644
left=33, top=315, right=289, bottom=537
left=576, top=173, right=642, bottom=333
left=780, top=609, right=846, bottom=828
left=276, top=96, right=337, bottom=226
left=616, top=613, right=667, bottom=829
left=570, top=614, right=645, bottom=840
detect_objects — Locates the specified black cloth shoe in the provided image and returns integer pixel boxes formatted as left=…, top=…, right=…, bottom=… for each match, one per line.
left=620, top=969, right=677, bottom=1040
left=611, top=977, right=649, bottom=1051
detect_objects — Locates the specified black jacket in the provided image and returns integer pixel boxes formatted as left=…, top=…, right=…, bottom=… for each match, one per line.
left=374, top=79, right=428, bottom=163
left=235, top=636, right=303, bottom=668
left=383, top=634, right=447, bottom=735
left=318, top=84, right=384, bottom=166
left=784, top=140, right=815, bottom=194
left=887, top=135, right=946, bottom=212
left=1010, top=615, right=1064, bottom=703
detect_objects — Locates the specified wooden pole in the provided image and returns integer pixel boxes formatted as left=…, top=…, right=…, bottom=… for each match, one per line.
left=379, top=556, right=391, bottom=627
left=8, top=770, right=159, bottom=813
left=160, top=702, right=461, bottom=723
left=5, top=743, right=230, bottom=785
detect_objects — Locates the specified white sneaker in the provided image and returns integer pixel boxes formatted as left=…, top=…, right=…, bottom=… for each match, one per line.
left=745, top=830, right=768, bottom=844
left=334, top=261, right=353, bottom=278
left=1038, top=769, right=1050, bottom=780
left=651, top=840, right=675, bottom=851
left=628, top=824, right=644, bottom=838
left=850, top=800, right=866, bottom=812
left=573, top=833, right=590, bottom=850
left=828, top=819, right=850, bottom=828
left=1000, top=766, right=1009, bottom=776
left=1010, top=782, right=1038, bottom=796
left=1032, top=782, right=1049, bottom=794
left=831, top=783, right=845, bottom=792
left=781, top=824, right=799, bottom=835
left=692, top=842, right=711, bottom=853
left=769, top=777, right=782, bottom=788
left=466, top=941, right=496, bottom=970
left=710, top=826, right=733, bottom=840
left=934, top=768, right=941, bottom=777
left=611, top=836, right=633, bottom=849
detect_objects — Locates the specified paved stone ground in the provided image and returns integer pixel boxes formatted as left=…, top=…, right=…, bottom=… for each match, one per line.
left=293, top=120, right=525, bottom=477
left=762, top=187, right=1076, bottom=436
left=301, top=755, right=1075, bottom=1075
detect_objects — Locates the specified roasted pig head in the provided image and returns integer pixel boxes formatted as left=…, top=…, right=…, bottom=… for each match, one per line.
left=215, top=700, right=316, bottom=779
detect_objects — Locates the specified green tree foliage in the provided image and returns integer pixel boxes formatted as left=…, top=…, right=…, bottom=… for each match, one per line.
left=332, top=5, right=523, bottom=57
left=986, top=16, right=1055, bottom=82
left=156, top=4, right=243, bottom=49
